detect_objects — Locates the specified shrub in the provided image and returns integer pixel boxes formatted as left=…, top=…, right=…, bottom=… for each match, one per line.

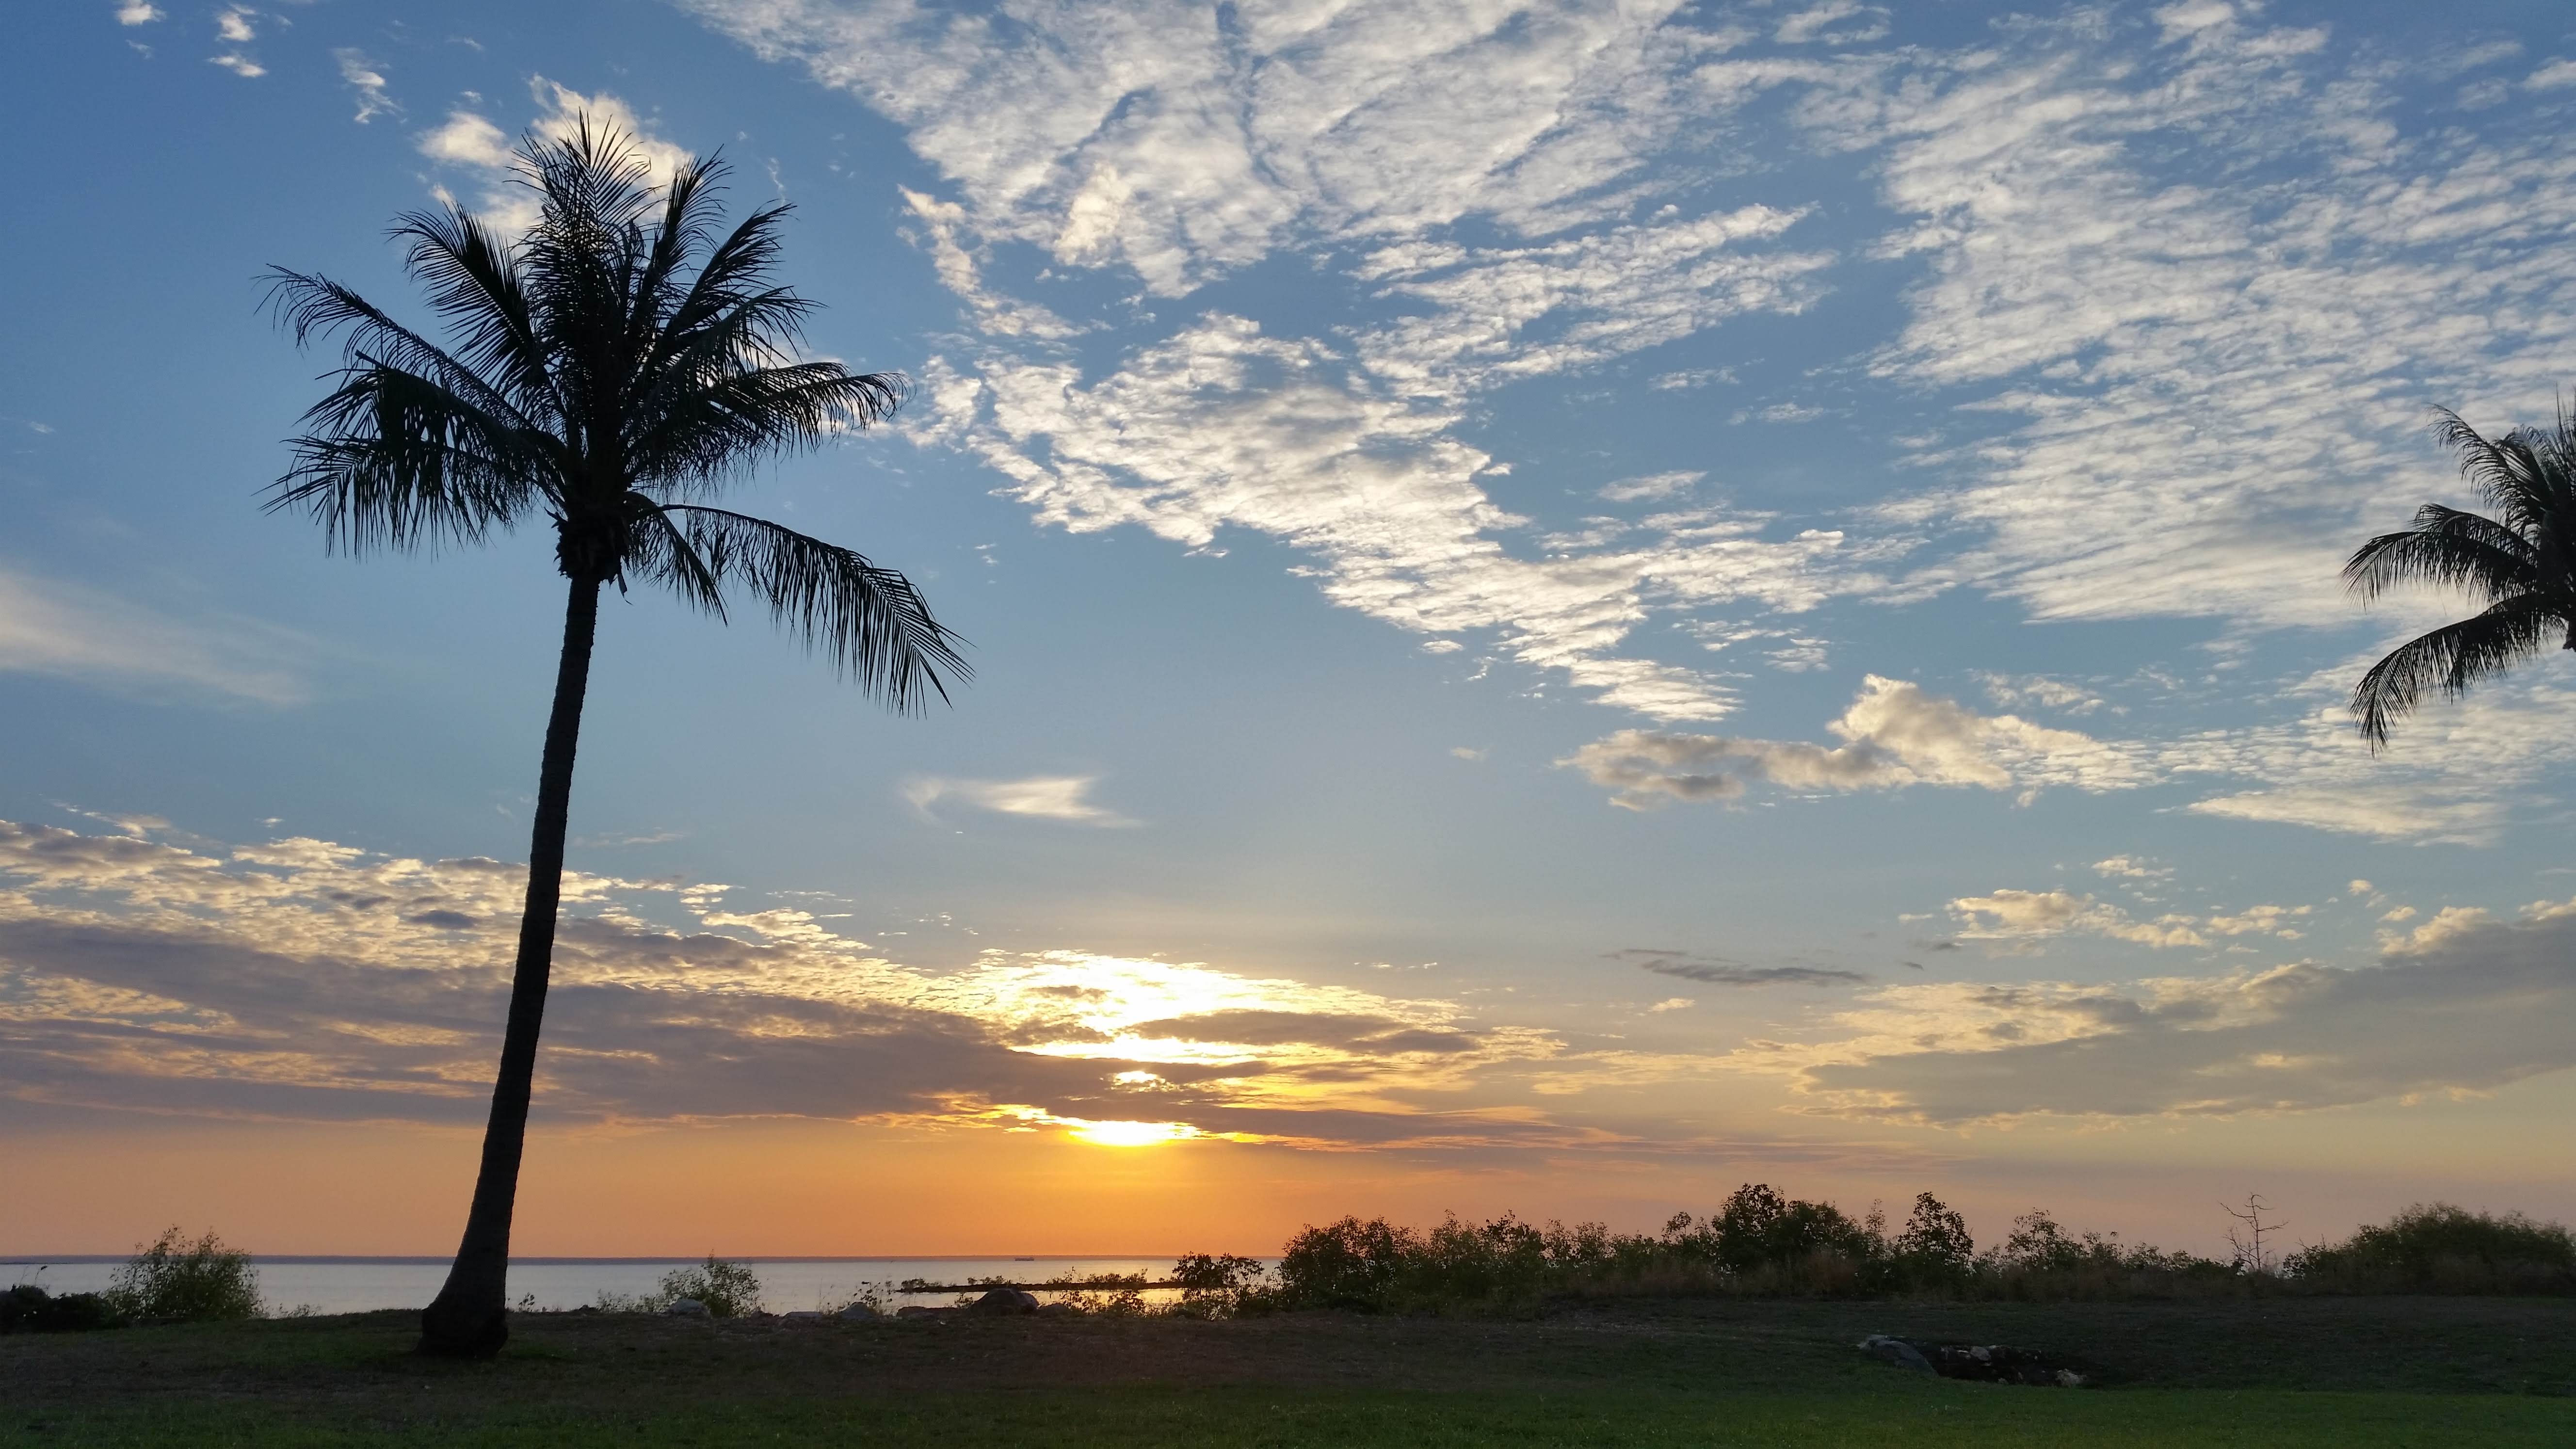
left=1, top=1284, right=124, bottom=1333
left=1044, top=1271, right=1149, bottom=1316
left=1233, top=1190, right=2576, bottom=1314
left=2288, top=1204, right=2576, bottom=1294
left=107, top=1228, right=260, bottom=1323
left=655, top=1255, right=764, bottom=1317
left=828, top=1281, right=894, bottom=1316
left=1889, top=1192, right=1976, bottom=1288
left=1170, top=1253, right=1268, bottom=1318
left=1277, top=1216, right=1416, bottom=1310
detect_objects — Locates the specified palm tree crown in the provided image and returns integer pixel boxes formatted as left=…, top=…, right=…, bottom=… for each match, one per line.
left=268, top=120, right=964, bottom=1359
left=2345, top=406, right=2576, bottom=748
left=268, top=120, right=965, bottom=701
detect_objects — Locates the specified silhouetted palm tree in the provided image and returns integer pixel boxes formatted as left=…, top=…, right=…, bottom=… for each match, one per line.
left=2346, top=407, right=2576, bottom=747
left=267, top=122, right=966, bottom=1358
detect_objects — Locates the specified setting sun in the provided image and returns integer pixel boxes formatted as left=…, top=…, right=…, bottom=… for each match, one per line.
left=1065, top=1119, right=1201, bottom=1149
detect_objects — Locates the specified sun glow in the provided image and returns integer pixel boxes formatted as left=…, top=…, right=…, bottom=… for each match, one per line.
left=1065, top=1118, right=1200, bottom=1148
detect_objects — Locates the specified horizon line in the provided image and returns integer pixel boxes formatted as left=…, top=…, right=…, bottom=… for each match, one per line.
left=1, top=1252, right=1228, bottom=1266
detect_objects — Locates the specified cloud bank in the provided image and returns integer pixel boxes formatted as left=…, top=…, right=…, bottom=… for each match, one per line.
left=1763, top=898, right=2576, bottom=1124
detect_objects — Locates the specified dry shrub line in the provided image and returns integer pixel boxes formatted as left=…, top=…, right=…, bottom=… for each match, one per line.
left=1242, top=1190, right=2576, bottom=1315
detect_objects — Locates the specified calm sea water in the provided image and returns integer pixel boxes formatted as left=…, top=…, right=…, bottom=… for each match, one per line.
left=0, top=1257, right=1194, bottom=1315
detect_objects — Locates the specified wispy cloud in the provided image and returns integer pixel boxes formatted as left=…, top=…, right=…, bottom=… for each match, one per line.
left=0, top=565, right=307, bottom=705
left=696, top=0, right=1870, bottom=723
left=334, top=49, right=397, bottom=124
left=1616, top=948, right=1867, bottom=988
left=1565, top=662, right=2576, bottom=845
left=903, top=774, right=1135, bottom=827
left=683, top=0, right=2576, bottom=789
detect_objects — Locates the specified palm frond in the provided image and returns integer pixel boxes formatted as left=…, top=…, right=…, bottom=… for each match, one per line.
left=269, top=113, right=961, bottom=715
left=615, top=500, right=725, bottom=614
left=389, top=207, right=559, bottom=421
left=2343, top=503, right=2544, bottom=604
left=264, top=269, right=535, bottom=431
left=270, top=366, right=555, bottom=553
left=628, top=155, right=730, bottom=351
left=2431, top=407, right=2567, bottom=538
left=654, top=504, right=967, bottom=711
left=2351, top=596, right=2559, bottom=749
left=653, top=203, right=796, bottom=350
left=629, top=365, right=905, bottom=490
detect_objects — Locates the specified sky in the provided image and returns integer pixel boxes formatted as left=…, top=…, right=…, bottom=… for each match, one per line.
left=5, top=0, right=2576, bottom=1259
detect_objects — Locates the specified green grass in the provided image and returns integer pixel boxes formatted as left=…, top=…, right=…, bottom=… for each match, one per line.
left=7, top=1297, right=2573, bottom=1447
left=11, top=1385, right=2575, bottom=1448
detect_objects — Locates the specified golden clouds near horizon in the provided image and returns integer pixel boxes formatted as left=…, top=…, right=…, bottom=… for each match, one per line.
left=0, top=817, right=1566, bottom=1153
left=1066, top=1119, right=1201, bottom=1148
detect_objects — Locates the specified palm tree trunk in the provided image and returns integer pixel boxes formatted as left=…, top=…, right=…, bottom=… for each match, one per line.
left=418, top=575, right=604, bottom=1358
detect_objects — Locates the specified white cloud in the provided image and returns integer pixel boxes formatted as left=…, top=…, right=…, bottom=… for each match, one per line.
left=1775, top=2, right=1890, bottom=47
left=1975, top=671, right=2104, bottom=716
left=903, top=774, right=1135, bottom=827
left=680, top=0, right=2576, bottom=808
left=2093, top=855, right=2169, bottom=880
left=215, top=5, right=252, bottom=43
left=1649, top=367, right=1733, bottom=390
left=1563, top=674, right=2144, bottom=809
left=415, top=79, right=692, bottom=231
left=692, top=0, right=1880, bottom=724
left=1572, top=647, right=2576, bottom=844
left=418, top=109, right=513, bottom=169
left=1597, top=470, right=1703, bottom=503
left=208, top=53, right=263, bottom=78
left=0, top=565, right=306, bottom=705
left=1949, top=888, right=2206, bottom=949
left=930, top=311, right=1857, bottom=722
left=114, top=2, right=161, bottom=24
left=335, top=49, right=396, bottom=124
left=2526, top=59, right=2576, bottom=91
left=1946, top=885, right=2306, bottom=951
left=1648, top=997, right=1693, bottom=1013
left=1816, top=11, right=2576, bottom=634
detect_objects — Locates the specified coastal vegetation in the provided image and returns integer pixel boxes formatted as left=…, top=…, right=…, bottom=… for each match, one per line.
left=1238, top=1191, right=2574, bottom=1315
left=262, top=118, right=964, bottom=1359
left=590, top=1255, right=768, bottom=1318
left=2, top=1228, right=261, bottom=1333
left=9, top=1200, right=2575, bottom=1444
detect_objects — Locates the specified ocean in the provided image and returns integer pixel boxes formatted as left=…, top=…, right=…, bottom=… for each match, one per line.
left=0, top=1256, right=1193, bottom=1315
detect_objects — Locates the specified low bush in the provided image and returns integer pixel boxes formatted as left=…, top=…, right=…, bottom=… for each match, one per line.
left=1042, top=1271, right=1151, bottom=1316
left=1169, top=1253, right=1267, bottom=1319
left=0, top=1284, right=125, bottom=1333
left=2287, top=1204, right=2576, bottom=1294
left=595, top=1255, right=765, bottom=1316
left=107, top=1228, right=261, bottom=1323
left=657, top=1256, right=763, bottom=1317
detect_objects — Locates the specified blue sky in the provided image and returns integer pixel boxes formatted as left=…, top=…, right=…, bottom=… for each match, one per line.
left=6, top=0, right=2576, bottom=1254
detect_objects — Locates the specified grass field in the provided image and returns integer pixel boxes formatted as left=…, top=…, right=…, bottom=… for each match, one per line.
left=7, top=1296, right=2572, bottom=1447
